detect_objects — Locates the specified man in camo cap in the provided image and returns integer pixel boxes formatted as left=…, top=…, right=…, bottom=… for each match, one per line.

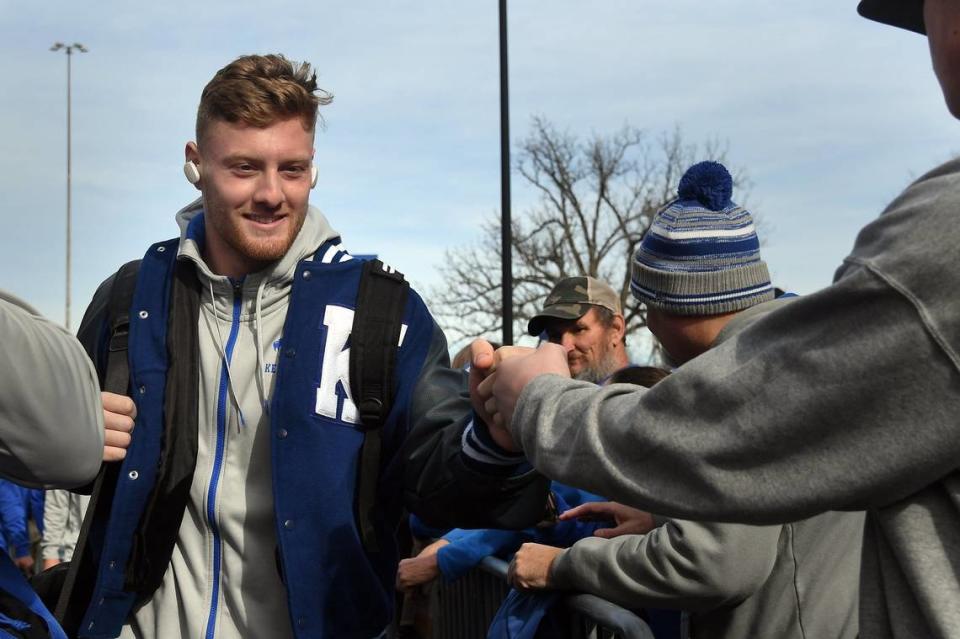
left=527, top=276, right=629, bottom=383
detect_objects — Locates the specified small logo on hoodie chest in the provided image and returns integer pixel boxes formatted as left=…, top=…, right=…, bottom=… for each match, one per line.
left=315, top=305, right=407, bottom=425
left=264, top=339, right=282, bottom=374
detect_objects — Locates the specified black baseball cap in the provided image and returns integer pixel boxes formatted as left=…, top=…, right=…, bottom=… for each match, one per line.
left=857, top=0, right=925, bottom=34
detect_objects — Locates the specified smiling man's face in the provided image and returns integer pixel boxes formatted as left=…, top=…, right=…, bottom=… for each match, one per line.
left=186, top=116, right=314, bottom=278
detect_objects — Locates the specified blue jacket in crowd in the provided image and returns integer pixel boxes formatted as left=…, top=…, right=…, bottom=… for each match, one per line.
left=0, top=481, right=43, bottom=559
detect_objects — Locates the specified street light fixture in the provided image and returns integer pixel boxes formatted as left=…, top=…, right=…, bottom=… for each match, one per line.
left=50, top=41, right=88, bottom=330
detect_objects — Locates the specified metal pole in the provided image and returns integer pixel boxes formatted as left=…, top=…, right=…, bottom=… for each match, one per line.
left=66, top=47, right=72, bottom=331
left=498, top=0, right=513, bottom=346
left=51, top=42, right=86, bottom=330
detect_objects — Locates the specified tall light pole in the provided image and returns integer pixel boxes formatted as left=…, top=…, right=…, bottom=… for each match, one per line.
left=50, top=42, right=87, bottom=331
left=498, top=0, right=513, bottom=346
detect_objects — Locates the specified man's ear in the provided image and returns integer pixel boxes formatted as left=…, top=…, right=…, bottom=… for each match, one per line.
left=184, top=142, right=201, bottom=190
left=611, top=313, right=626, bottom=345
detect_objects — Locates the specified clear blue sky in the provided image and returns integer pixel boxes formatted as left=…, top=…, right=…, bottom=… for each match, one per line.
left=1, top=0, right=955, bottom=334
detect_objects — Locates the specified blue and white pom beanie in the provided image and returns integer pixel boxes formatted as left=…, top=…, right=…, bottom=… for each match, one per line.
left=631, top=161, right=773, bottom=316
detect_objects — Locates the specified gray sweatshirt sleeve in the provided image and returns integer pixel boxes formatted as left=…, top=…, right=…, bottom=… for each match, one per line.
left=513, top=263, right=960, bottom=524
left=0, top=291, right=104, bottom=488
left=550, top=520, right=781, bottom=611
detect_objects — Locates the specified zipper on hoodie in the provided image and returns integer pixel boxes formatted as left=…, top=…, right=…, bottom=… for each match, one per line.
left=203, top=279, right=243, bottom=639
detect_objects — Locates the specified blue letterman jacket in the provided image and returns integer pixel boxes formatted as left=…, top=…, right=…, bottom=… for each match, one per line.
left=71, top=236, right=550, bottom=639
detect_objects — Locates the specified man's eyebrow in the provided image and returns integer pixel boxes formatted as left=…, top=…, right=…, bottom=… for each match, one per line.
left=220, top=154, right=312, bottom=164
left=221, top=154, right=261, bottom=165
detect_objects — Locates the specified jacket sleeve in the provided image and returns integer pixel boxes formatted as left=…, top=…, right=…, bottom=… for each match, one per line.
left=0, top=290, right=104, bottom=488
left=549, top=520, right=781, bottom=612
left=0, top=481, right=30, bottom=558
left=402, top=313, right=551, bottom=530
left=513, top=263, right=960, bottom=524
left=437, top=527, right=534, bottom=581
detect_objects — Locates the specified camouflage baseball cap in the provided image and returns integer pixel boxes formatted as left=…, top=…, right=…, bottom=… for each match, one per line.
left=527, top=276, right=622, bottom=336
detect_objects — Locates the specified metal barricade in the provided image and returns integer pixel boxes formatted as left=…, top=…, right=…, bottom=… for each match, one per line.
left=430, top=556, right=655, bottom=639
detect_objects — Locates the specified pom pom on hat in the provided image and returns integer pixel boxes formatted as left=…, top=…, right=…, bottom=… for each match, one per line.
left=677, top=161, right=733, bottom=211
left=631, top=159, right=773, bottom=316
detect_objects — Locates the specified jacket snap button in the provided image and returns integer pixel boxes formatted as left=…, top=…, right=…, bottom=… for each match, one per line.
left=284, top=348, right=296, bottom=358
left=157, top=246, right=166, bottom=253
left=302, top=271, right=312, bottom=280
left=284, top=519, right=294, bottom=530
left=298, top=617, right=305, bottom=628
left=138, top=310, right=149, bottom=319
left=138, top=385, right=146, bottom=395
left=128, top=470, right=139, bottom=480
left=277, top=428, right=288, bottom=439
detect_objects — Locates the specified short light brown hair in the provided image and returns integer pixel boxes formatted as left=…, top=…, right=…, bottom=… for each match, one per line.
left=196, top=54, right=333, bottom=142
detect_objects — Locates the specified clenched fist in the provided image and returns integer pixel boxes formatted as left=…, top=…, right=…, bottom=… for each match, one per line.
left=102, top=392, right=136, bottom=462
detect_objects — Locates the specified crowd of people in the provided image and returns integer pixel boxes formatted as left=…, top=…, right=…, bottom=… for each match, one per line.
left=0, top=1, right=956, bottom=637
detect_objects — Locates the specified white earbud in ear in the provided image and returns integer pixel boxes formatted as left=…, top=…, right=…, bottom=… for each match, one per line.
left=310, top=165, right=318, bottom=189
left=183, top=161, right=201, bottom=185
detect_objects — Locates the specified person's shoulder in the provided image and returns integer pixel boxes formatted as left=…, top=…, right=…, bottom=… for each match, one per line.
left=844, top=157, right=960, bottom=276
left=715, top=296, right=798, bottom=344
left=879, top=157, right=960, bottom=225
left=0, top=290, right=41, bottom=316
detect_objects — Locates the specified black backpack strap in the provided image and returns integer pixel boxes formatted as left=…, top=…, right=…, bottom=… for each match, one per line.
left=55, top=259, right=141, bottom=633
left=349, top=259, right=409, bottom=553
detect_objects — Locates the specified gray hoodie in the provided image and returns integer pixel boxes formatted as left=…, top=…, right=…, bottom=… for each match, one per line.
left=550, top=300, right=864, bottom=639
left=513, top=157, right=960, bottom=638
left=121, top=201, right=339, bottom=639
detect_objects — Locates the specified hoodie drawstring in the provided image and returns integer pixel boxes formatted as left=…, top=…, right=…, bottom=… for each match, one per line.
left=253, top=277, right=270, bottom=418
left=206, top=278, right=246, bottom=429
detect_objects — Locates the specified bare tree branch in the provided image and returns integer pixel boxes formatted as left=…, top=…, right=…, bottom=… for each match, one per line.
left=429, top=118, right=747, bottom=353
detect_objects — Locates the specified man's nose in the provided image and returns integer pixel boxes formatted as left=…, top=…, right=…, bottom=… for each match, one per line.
left=253, top=171, right=285, bottom=208
left=560, top=332, right=576, bottom=351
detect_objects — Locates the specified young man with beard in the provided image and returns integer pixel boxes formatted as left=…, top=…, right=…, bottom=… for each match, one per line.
left=449, top=2, right=960, bottom=637
left=67, top=54, right=547, bottom=639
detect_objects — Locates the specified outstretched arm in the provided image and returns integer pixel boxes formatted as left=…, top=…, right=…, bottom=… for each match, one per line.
left=545, top=520, right=781, bottom=611
left=501, top=265, right=960, bottom=523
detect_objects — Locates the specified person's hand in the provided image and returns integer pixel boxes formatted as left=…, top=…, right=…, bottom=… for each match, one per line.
left=396, top=539, right=449, bottom=591
left=507, top=543, right=564, bottom=590
left=42, top=558, right=61, bottom=571
left=14, top=555, right=34, bottom=576
left=102, top=392, right=137, bottom=462
left=559, top=501, right=656, bottom=538
left=469, top=341, right=534, bottom=451
left=468, top=339, right=497, bottom=426
left=478, top=343, right=570, bottom=434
